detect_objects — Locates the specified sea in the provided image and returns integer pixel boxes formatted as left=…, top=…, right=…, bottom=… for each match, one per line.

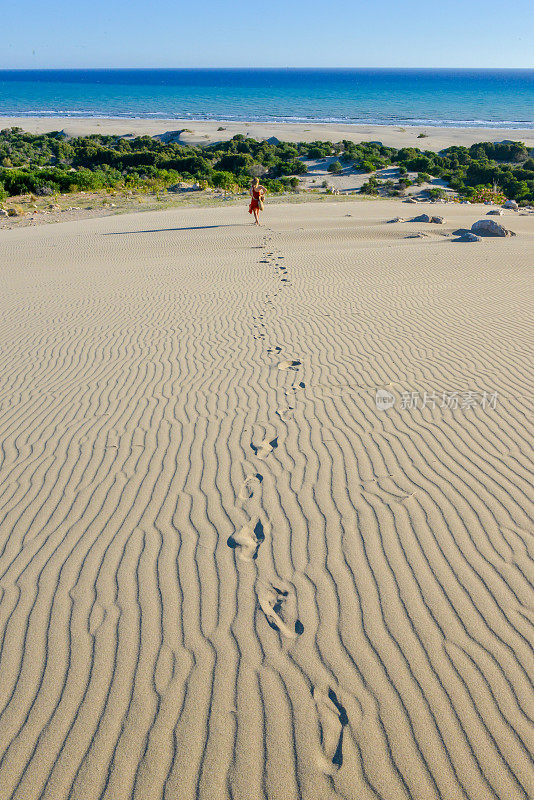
left=0, top=69, right=533, bottom=128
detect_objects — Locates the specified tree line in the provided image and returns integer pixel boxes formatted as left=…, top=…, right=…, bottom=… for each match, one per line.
left=0, top=127, right=532, bottom=203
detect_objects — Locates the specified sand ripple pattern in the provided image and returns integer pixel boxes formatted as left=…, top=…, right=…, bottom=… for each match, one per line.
left=0, top=203, right=533, bottom=800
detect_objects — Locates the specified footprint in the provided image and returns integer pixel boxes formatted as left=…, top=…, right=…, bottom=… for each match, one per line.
left=238, top=473, right=263, bottom=501
left=313, top=687, right=348, bottom=774
left=276, top=407, right=293, bottom=421
left=251, top=437, right=278, bottom=459
left=227, top=520, right=265, bottom=561
left=267, top=346, right=282, bottom=354
left=257, top=585, right=304, bottom=639
left=278, top=360, right=301, bottom=371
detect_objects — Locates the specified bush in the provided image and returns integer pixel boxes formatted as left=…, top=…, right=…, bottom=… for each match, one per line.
left=360, top=179, right=379, bottom=195
left=0, top=128, right=532, bottom=203
left=35, top=184, right=54, bottom=196
left=211, top=170, right=238, bottom=191
left=328, top=160, right=342, bottom=174
left=428, top=187, right=447, bottom=200
left=469, top=185, right=507, bottom=204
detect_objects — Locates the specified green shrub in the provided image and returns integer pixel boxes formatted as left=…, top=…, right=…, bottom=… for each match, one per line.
left=0, top=128, right=531, bottom=203
left=428, top=187, right=447, bottom=200
left=328, top=160, right=342, bottom=174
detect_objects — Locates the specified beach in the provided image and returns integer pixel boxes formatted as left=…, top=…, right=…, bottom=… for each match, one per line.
left=0, top=196, right=532, bottom=800
left=2, top=116, right=534, bottom=151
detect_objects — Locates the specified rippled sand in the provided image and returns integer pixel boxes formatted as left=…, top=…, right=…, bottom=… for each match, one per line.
left=0, top=200, right=532, bottom=800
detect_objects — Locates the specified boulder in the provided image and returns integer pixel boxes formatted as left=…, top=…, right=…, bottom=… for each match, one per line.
left=266, top=136, right=280, bottom=145
left=404, top=197, right=418, bottom=203
left=412, top=213, right=432, bottom=222
left=487, top=209, right=504, bottom=215
left=167, top=182, right=190, bottom=193
left=457, top=232, right=482, bottom=242
left=387, top=217, right=404, bottom=223
left=471, top=219, right=515, bottom=237
left=411, top=214, right=445, bottom=224
left=503, top=199, right=519, bottom=211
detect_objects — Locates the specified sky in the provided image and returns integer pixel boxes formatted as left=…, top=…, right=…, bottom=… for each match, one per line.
left=1, top=0, right=533, bottom=69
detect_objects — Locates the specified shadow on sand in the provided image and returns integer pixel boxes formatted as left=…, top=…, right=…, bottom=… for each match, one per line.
left=103, top=224, right=244, bottom=235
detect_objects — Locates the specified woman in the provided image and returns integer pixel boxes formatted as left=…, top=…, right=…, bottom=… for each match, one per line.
left=249, top=177, right=266, bottom=225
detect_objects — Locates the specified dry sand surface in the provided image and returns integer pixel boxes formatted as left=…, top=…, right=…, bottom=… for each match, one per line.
left=0, top=198, right=533, bottom=800
left=2, top=116, right=534, bottom=151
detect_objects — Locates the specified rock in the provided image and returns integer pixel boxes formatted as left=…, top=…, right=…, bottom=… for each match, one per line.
left=167, top=182, right=190, bottom=193
left=266, top=136, right=280, bottom=145
left=0, top=209, right=8, bottom=217
left=457, top=232, right=482, bottom=242
left=411, top=214, right=445, bottom=224
left=405, top=232, right=428, bottom=239
left=387, top=217, right=404, bottom=223
left=7, top=207, right=20, bottom=217
left=503, top=199, right=519, bottom=211
left=471, top=219, right=515, bottom=237
left=404, top=197, right=418, bottom=203
left=487, top=209, right=504, bottom=215
left=412, top=213, right=432, bottom=222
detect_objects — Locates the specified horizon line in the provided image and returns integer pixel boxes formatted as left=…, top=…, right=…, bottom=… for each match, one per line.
left=1, top=66, right=533, bottom=71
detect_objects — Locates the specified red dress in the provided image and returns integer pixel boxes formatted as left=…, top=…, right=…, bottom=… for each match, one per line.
left=249, top=188, right=261, bottom=214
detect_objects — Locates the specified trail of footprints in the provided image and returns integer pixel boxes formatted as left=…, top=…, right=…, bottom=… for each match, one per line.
left=229, top=230, right=348, bottom=774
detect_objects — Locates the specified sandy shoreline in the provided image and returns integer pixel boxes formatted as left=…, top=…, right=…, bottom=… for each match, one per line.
left=0, top=197, right=532, bottom=799
left=2, top=116, right=534, bottom=150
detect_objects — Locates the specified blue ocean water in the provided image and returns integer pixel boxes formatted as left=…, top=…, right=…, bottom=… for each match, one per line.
left=0, top=69, right=533, bottom=127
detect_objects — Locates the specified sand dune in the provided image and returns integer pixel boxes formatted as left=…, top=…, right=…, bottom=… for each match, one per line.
left=2, top=116, right=534, bottom=151
left=0, top=199, right=533, bottom=800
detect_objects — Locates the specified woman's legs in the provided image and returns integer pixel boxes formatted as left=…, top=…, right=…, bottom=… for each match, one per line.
left=253, top=208, right=260, bottom=225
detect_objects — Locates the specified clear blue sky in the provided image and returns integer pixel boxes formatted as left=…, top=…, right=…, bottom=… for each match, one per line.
left=1, top=0, right=533, bottom=69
